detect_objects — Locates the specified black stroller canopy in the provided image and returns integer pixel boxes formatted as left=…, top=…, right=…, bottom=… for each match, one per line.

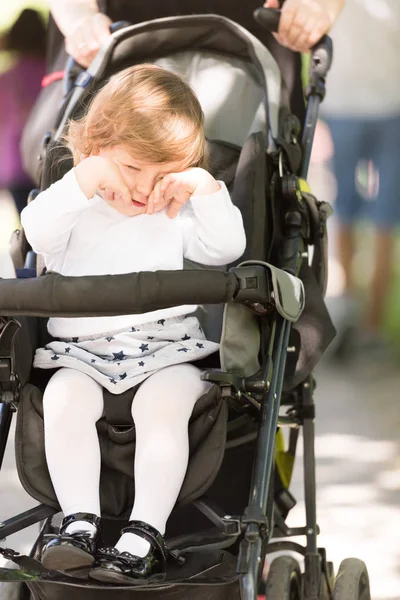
left=56, top=15, right=281, bottom=147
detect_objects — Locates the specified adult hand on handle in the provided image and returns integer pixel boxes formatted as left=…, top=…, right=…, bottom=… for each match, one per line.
left=263, top=0, right=344, bottom=53
left=65, top=12, right=112, bottom=67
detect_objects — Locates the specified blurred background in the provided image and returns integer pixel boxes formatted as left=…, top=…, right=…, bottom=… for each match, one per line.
left=0, top=2, right=399, bottom=599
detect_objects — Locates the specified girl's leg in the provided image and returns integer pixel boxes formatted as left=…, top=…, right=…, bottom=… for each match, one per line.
left=115, top=363, right=211, bottom=557
left=43, top=367, right=104, bottom=534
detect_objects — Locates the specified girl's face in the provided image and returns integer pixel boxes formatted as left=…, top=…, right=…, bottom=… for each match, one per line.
left=95, top=146, right=185, bottom=216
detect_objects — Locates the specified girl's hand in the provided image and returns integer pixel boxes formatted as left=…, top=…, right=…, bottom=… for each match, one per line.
left=65, top=13, right=112, bottom=67
left=264, top=0, right=344, bottom=53
left=75, top=156, right=131, bottom=206
left=147, top=168, right=221, bottom=219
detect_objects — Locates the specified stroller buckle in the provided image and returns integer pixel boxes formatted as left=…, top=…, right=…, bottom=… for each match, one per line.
left=0, top=359, right=20, bottom=404
left=230, top=265, right=271, bottom=305
left=222, top=516, right=242, bottom=537
left=0, top=319, right=22, bottom=404
left=201, top=369, right=245, bottom=391
left=242, top=508, right=269, bottom=536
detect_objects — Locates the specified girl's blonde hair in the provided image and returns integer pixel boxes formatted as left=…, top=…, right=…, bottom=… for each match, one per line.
left=66, top=64, right=206, bottom=168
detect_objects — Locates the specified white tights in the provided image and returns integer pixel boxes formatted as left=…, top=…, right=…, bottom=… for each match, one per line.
left=43, top=364, right=211, bottom=557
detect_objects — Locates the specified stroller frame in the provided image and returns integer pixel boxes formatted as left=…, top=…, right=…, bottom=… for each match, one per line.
left=0, top=12, right=369, bottom=600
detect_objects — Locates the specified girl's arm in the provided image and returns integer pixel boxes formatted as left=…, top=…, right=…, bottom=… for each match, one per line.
left=181, top=183, right=246, bottom=266
left=21, top=157, right=131, bottom=256
left=21, top=169, right=92, bottom=256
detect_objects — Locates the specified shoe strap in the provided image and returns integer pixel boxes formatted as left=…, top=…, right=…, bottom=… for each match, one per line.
left=121, top=520, right=167, bottom=561
left=61, top=512, right=101, bottom=534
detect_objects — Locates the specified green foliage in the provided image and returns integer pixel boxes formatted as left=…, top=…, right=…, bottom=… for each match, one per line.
left=0, top=2, right=48, bottom=72
left=0, top=1, right=48, bottom=32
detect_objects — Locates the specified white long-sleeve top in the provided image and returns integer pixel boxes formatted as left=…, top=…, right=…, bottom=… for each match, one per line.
left=21, top=169, right=246, bottom=338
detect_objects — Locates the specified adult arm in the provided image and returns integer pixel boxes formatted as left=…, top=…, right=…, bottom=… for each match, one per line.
left=48, top=0, right=111, bottom=67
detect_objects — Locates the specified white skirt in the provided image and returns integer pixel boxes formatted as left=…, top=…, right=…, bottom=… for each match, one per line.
left=34, top=316, right=219, bottom=393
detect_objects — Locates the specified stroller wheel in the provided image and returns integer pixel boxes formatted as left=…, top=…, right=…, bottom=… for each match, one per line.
left=301, top=559, right=335, bottom=599
left=333, top=559, right=371, bottom=600
left=265, top=556, right=301, bottom=600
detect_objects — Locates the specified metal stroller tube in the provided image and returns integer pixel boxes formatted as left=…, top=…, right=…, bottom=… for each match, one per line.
left=301, top=37, right=333, bottom=178
left=234, top=9, right=334, bottom=600
left=253, top=7, right=333, bottom=179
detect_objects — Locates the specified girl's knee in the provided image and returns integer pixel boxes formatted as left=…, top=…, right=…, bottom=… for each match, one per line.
left=145, top=363, right=207, bottom=390
left=131, top=363, right=211, bottom=423
left=43, top=368, right=103, bottom=421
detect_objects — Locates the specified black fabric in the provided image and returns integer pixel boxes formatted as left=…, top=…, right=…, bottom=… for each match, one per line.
left=283, top=263, right=336, bottom=390
left=20, top=63, right=66, bottom=185
left=231, top=132, right=269, bottom=263
left=207, top=140, right=239, bottom=194
left=15, top=382, right=228, bottom=517
left=0, top=269, right=239, bottom=318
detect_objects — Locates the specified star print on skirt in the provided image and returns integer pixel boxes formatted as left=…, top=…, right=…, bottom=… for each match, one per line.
left=33, top=316, right=219, bottom=393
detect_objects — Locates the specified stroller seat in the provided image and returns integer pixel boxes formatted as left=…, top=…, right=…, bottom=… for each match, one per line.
left=13, top=132, right=270, bottom=535
left=17, top=378, right=227, bottom=519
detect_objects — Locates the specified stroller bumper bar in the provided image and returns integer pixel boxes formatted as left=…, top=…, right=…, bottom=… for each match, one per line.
left=0, top=264, right=304, bottom=321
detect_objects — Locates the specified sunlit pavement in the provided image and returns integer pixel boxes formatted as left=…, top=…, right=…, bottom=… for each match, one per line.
left=0, top=189, right=400, bottom=599
left=286, top=360, right=400, bottom=600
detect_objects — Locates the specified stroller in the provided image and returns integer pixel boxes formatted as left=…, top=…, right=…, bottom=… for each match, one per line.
left=0, top=8, right=371, bottom=600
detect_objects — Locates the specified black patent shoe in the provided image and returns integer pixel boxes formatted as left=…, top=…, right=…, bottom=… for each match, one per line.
left=90, top=520, right=167, bottom=585
left=41, top=512, right=100, bottom=574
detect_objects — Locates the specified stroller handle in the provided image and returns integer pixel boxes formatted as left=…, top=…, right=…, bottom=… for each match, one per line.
left=254, top=6, right=333, bottom=179
left=253, top=7, right=281, bottom=32
left=253, top=7, right=333, bottom=71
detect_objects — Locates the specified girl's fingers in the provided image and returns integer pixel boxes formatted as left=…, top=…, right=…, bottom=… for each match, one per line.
left=110, top=162, right=131, bottom=204
left=155, top=180, right=164, bottom=204
left=104, top=189, right=114, bottom=202
left=160, top=174, right=176, bottom=194
left=152, top=181, right=166, bottom=212
left=167, top=198, right=183, bottom=219
left=147, top=190, right=155, bottom=215
left=120, top=186, right=131, bottom=205
left=147, top=182, right=163, bottom=214
left=166, top=190, right=192, bottom=219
